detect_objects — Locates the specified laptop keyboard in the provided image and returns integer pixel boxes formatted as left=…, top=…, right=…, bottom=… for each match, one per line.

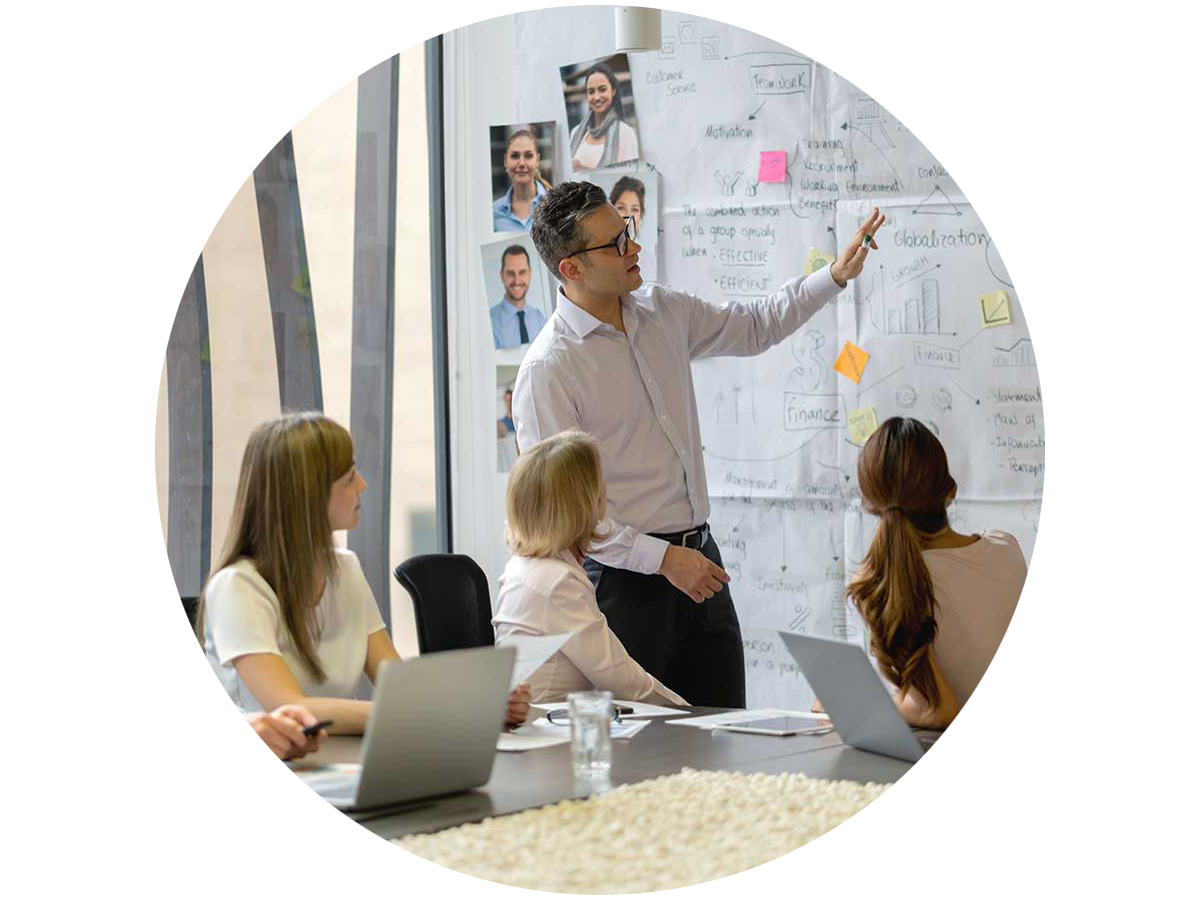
left=921, top=739, right=988, bottom=763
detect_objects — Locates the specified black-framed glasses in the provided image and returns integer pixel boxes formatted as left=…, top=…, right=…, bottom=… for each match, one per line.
left=571, top=216, right=636, bottom=259
left=546, top=707, right=623, bottom=725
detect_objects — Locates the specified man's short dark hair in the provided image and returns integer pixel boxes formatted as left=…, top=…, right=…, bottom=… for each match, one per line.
left=500, top=244, right=530, bottom=269
left=531, top=181, right=608, bottom=283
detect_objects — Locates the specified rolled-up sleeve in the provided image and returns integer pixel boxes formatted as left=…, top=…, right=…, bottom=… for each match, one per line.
left=685, top=265, right=842, bottom=359
left=513, top=358, right=668, bottom=575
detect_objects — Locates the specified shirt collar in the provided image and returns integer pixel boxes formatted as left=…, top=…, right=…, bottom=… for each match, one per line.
left=498, top=297, right=527, bottom=321
left=556, top=287, right=641, bottom=339
left=496, top=181, right=546, bottom=216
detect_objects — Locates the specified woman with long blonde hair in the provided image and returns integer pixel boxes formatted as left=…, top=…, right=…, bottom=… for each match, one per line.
left=846, top=417, right=1026, bottom=729
left=197, top=412, right=530, bottom=733
left=492, top=430, right=687, bottom=704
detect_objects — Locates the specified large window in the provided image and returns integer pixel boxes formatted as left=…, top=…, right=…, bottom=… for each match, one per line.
left=156, top=43, right=438, bottom=657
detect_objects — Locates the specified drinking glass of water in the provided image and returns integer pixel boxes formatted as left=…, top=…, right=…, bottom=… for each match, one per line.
left=567, top=690, right=613, bottom=780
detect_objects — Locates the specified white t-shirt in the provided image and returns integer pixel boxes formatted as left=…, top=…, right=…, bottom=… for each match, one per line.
left=203, top=549, right=386, bottom=712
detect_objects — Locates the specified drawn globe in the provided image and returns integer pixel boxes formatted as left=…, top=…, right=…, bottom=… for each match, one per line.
left=878, top=11, right=940, bottom=90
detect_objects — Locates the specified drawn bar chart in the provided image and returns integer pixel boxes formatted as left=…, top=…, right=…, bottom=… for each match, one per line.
left=886, top=279, right=940, bottom=334
left=988, top=331, right=1046, bottom=367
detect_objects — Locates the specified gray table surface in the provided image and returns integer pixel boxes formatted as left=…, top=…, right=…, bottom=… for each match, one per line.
left=304, top=707, right=921, bottom=839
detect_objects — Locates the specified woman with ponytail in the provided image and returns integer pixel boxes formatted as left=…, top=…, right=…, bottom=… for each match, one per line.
left=846, top=417, right=1026, bottom=729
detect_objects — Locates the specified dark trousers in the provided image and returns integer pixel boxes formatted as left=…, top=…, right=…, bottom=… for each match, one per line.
left=583, top=535, right=746, bottom=708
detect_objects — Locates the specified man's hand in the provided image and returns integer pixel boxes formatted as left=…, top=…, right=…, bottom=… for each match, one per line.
left=659, top=545, right=730, bottom=604
left=246, top=705, right=326, bottom=760
left=506, top=683, right=532, bottom=726
left=1012, top=729, right=1041, bottom=748
left=829, top=207, right=886, bottom=287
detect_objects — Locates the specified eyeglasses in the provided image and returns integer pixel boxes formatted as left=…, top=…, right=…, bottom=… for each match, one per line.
left=546, top=707, right=624, bottom=725
left=571, top=216, right=636, bottom=259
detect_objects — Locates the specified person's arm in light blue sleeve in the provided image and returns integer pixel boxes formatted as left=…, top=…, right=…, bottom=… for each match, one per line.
left=154, top=672, right=243, bottom=777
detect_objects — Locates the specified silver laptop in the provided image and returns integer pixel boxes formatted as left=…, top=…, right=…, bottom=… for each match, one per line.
left=778, top=632, right=937, bottom=763
left=316, top=644, right=516, bottom=811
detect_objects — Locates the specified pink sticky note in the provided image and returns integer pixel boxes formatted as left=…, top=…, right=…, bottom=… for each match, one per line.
left=759, top=150, right=786, bottom=183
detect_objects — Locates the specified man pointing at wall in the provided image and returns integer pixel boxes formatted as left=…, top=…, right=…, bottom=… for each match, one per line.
left=516, top=181, right=882, bottom=707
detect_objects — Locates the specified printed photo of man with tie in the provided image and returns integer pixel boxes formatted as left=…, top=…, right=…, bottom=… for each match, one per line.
left=488, top=244, right=548, bottom=350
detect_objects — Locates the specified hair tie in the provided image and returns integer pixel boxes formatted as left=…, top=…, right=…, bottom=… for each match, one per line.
left=886, top=505, right=903, bottom=512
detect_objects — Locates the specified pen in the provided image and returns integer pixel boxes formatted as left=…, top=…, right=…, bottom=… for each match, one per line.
left=302, top=719, right=333, bottom=737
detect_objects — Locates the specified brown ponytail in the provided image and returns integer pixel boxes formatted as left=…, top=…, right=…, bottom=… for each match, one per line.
left=847, top=418, right=956, bottom=707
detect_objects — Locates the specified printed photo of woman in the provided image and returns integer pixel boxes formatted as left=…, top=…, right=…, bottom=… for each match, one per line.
left=560, top=55, right=640, bottom=171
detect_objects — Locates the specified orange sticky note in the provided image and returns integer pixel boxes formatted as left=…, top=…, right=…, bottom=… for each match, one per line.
left=833, top=341, right=870, bottom=384
left=912, top=88, right=960, bottom=133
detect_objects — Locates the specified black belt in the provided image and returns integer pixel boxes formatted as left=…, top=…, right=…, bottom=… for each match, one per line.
left=649, top=523, right=710, bottom=550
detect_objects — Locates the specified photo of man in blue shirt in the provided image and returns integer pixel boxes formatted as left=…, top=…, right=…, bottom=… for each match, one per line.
left=489, top=245, right=547, bottom=350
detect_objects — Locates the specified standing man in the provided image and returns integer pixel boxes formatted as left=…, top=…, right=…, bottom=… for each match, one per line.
left=489, top=245, right=547, bottom=350
left=517, top=181, right=882, bottom=707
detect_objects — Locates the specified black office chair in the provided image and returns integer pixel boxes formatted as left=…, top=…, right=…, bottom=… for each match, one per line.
left=154, top=600, right=206, bottom=696
left=392, top=554, right=495, bottom=654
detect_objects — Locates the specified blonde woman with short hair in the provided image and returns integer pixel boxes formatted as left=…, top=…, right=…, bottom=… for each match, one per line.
left=493, top=430, right=687, bottom=704
left=197, top=412, right=531, bottom=734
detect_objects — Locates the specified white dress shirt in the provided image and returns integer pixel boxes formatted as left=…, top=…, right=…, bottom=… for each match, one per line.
left=513, top=266, right=842, bottom=575
left=492, top=550, right=688, bottom=705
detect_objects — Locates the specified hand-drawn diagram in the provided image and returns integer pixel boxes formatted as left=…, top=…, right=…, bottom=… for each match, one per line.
left=700, top=36, right=720, bottom=61
left=850, top=93, right=895, bottom=148
left=744, top=178, right=759, bottom=197
left=895, top=383, right=917, bottom=408
left=659, top=37, right=677, bottom=59
left=866, top=270, right=954, bottom=337
left=678, top=20, right=698, bottom=43
left=993, top=338, right=1035, bottom=368
left=934, top=387, right=953, bottom=412
left=714, top=170, right=742, bottom=196
left=912, top=185, right=965, bottom=216
left=713, top=380, right=759, bottom=425
left=789, top=330, right=829, bottom=392
left=873, top=11, right=945, bottom=91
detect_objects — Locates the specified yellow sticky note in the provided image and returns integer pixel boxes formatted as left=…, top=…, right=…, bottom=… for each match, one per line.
left=979, top=290, right=1012, bottom=327
left=912, top=88, right=960, bottom=133
left=833, top=340, right=870, bottom=383
left=804, top=247, right=836, bottom=275
left=848, top=406, right=879, bottom=445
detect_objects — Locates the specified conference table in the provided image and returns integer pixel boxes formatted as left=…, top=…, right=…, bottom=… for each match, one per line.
left=305, top=708, right=930, bottom=839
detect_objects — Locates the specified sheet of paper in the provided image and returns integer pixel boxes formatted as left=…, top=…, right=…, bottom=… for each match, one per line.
left=916, top=88, right=955, bottom=133
left=193, top=763, right=355, bottom=787
left=998, top=739, right=1046, bottom=753
left=286, top=762, right=362, bottom=797
left=497, top=714, right=577, bottom=752
left=804, top=247, right=836, bottom=275
left=666, top=708, right=828, bottom=730
left=758, top=150, right=786, bottom=183
left=847, top=405, right=878, bottom=445
left=979, top=290, right=1012, bottom=326
left=833, top=340, right=869, bottom=383
left=610, top=719, right=651, bottom=740
left=535, top=700, right=690, bottom=719
left=499, top=632, right=573, bottom=689
left=154, top=801, right=309, bottom=844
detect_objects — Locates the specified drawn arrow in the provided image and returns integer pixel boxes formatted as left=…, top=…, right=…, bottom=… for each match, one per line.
left=857, top=364, right=905, bottom=398
left=724, top=51, right=811, bottom=61
left=948, top=376, right=981, bottom=405
left=748, top=99, right=768, bottom=120
left=985, top=240, right=1014, bottom=287
left=815, top=459, right=852, bottom=483
left=893, top=263, right=942, bottom=290
left=958, top=326, right=987, bottom=350
left=841, top=122, right=905, bottom=191
left=780, top=507, right=788, bottom=572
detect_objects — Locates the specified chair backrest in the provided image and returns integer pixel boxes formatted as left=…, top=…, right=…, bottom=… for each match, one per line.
left=393, top=554, right=495, bottom=654
left=154, top=600, right=206, bottom=696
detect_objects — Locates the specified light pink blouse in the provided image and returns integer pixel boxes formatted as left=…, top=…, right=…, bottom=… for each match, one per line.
left=922, top=530, right=1027, bottom=705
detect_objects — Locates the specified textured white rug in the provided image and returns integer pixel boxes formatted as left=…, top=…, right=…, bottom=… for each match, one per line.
left=169, top=768, right=1041, bottom=897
